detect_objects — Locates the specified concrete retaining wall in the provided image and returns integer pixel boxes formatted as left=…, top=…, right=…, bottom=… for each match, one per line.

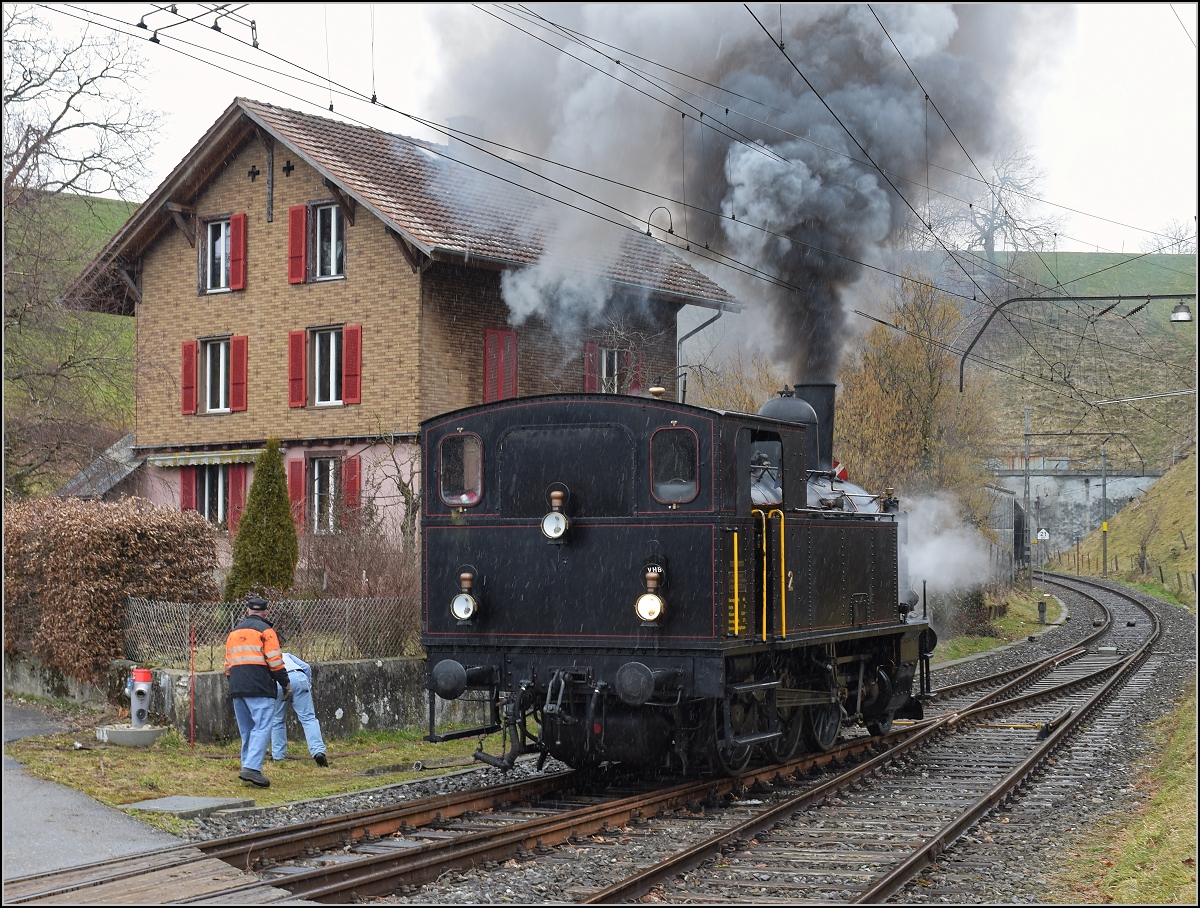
left=5, top=654, right=488, bottom=745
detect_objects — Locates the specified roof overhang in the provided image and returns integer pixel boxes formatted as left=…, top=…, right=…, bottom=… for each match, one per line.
left=71, top=99, right=742, bottom=316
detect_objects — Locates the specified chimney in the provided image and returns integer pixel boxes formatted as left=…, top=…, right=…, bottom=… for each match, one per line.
left=794, top=383, right=836, bottom=471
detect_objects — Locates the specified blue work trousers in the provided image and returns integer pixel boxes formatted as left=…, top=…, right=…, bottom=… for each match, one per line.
left=233, top=695, right=276, bottom=772
left=272, top=669, right=326, bottom=760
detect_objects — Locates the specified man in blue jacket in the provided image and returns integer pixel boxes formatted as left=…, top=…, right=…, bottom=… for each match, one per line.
left=271, top=651, right=328, bottom=767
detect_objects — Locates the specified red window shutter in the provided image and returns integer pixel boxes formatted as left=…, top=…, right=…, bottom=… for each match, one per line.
left=228, top=463, right=247, bottom=533
left=583, top=342, right=599, bottom=393
left=501, top=330, right=517, bottom=399
left=484, top=328, right=517, bottom=402
left=626, top=349, right=643, bottom=395
left=287, top=458, right=305, bottom=529
left=229, top=212, right=247, bottom=290
left=179, top=465, right=197, bottom=511
left=288, top=330, right=307, bottom=407
left=341, top=455, right=361, bottom=522
left=181, top=340, right=198, bottom=414
left=287, top=205, right=308, bottom=284
left=484, top=330, right=498, bottom=403
left=342, top=324, right=362, bottom=405
left=230, top=335, right=248, bottom=411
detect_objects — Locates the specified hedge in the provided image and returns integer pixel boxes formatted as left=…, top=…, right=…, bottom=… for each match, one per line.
left=4, top=497, right=219, bottom=685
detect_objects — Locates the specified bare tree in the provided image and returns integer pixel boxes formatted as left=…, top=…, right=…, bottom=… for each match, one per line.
left=3, top=5, right=157, bottom=496
left=1139, top=218, right=1197, bottom=255
left=896, top=144, right=1065, bottom=270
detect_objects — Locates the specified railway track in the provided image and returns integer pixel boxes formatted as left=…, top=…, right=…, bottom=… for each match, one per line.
left=5, top=576, right=1179, bottom=904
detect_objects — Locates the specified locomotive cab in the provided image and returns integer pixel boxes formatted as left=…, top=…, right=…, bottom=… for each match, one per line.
left=420, top=389, right=933, bottom=776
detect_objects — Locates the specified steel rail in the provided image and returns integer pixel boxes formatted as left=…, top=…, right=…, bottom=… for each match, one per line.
left=583, top=582, right=1156, bottom=904
left=856, top=582, right=1160, bottom=902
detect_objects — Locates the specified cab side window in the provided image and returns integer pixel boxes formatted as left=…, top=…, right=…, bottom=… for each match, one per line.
left=749, top=435, right=783, bottom=507
left=650, top=427, right=698, bottom=503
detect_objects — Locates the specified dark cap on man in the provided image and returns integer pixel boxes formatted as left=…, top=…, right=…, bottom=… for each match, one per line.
left=246, top=597, right=269, bottom=612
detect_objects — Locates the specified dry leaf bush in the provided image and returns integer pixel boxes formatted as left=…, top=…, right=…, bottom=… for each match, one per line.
left=4, top=497, right=218, bottom=684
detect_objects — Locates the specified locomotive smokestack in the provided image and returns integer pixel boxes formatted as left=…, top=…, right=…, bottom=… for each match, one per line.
left=794, top=383, right=835, bottom=471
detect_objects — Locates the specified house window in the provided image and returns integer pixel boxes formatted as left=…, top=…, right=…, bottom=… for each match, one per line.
left=289, top=325, right=360, bottom=408
left=599, top=348, right=620, bottom=393
left=201, top=213, right=246, bottom=292
left=311, top=457, right=338, bottom=532
left=206, top=219, right=230, bottom=291
left=198, top=464, right=229, bottom=526
left=584, top=343, right=643, bottom=395
left=182, top=336, right=246, bottom=414
left=315, top=204, right=345, bottom=278
left=313, top=328, right=343, bottom=405
left=289, top=203, right=345, bottom=283
left=204, top=338, right=230, bottom=412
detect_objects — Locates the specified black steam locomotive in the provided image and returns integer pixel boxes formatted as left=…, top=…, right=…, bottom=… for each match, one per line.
left=421, top=384, right=935, bottom=775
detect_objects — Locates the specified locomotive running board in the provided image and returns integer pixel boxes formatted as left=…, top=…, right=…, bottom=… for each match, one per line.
left=426, top=724, right=502, bottom=743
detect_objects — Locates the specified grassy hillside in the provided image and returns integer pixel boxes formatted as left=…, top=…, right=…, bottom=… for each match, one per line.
left=1048, top=452, right=1197, bottom=611
left=967, top=253, right=1197, bottom=475
left=4, top=192, right=139, bottom=495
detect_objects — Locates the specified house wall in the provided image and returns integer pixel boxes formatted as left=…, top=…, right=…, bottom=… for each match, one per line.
left=136, top=137, right=423, bottom=449
left=418, top=262, right=681, bottom=421
left=132, top=133, right=683, bottom=542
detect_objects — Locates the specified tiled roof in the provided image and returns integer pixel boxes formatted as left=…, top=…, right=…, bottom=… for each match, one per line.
left=237, top=99, right=737, bottom=307
left=57, top=432, right=143, bottom=500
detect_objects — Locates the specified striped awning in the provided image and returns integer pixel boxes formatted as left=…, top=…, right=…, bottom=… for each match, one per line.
left=146, top=449, right=264, bottom=468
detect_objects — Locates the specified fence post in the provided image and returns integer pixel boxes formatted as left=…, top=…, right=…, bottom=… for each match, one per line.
left=1158, top=565, right=1165, bottom=585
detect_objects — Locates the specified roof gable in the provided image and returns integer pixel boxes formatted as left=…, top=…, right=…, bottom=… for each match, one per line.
left=78, top=98, right=739, bottom=313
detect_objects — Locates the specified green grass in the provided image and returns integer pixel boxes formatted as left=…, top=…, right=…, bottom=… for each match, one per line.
left=4, top=719, right=504, bottom=835
left=1048, top=452, right=1197, bottom=613
left=931, top=587, right=1063, bottom=665
left=1047, top=682, right=1197, bottom=904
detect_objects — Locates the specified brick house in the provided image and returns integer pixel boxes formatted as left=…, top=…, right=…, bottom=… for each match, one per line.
left=72, top=98, right=738, bottom=546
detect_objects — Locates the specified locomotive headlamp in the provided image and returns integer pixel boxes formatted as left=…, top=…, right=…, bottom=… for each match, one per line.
left=451, top=571, right=477, bottom=622
left=635, top=569, right=665, bottom=623
left=541, top=490, right=570, bottom=541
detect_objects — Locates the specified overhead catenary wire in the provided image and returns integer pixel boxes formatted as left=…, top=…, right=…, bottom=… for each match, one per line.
left=48, top=1, right=1197, bottom=430
left=506, top=1, right=1194, bottom=251
left=49, top=1, right=1036, bottom=311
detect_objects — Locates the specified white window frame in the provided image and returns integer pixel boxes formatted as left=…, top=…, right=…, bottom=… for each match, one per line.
left=203, top=337, right=231, bottom=413
left=314, top=203, right=345, bottom=279
left=313, top=327, right=343, bottom=406
left=599, top=347, right=621, bottom=394
left=198, top=464, right=228, bottom=526
left=205, top=218, right=231, bottom=292
left=311, top=457, right=338, bottom=533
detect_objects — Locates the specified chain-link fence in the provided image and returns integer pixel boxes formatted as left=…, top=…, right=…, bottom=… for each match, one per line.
left=124, top=597, right=421, bottom=671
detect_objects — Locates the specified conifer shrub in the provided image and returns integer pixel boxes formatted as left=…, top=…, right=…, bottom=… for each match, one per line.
left=224, top=438, right=298, bottom=601
left=3, top=497, right=218, bottom=684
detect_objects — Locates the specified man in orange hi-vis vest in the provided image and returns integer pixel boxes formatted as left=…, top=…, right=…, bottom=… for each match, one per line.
left=224, top=597, right=291, bottom=788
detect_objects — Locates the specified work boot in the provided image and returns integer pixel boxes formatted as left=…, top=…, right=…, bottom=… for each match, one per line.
left=238, top=768, right=270, bottom=788
left=313, top=753, right=328, bottom=767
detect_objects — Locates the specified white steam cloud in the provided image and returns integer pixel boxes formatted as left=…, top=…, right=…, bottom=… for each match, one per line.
left=901, top=493, right=994, bottom=596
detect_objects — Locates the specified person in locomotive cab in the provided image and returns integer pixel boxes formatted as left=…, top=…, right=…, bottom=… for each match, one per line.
left=224, top=597, right=291, bottom=788
left=750, top=451, right=783, bottom=506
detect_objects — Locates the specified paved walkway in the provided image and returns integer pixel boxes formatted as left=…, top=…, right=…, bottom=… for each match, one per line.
left=2, top=701, right=185, bottom=881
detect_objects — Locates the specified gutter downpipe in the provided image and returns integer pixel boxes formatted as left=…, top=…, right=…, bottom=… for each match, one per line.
left=676, top=303, right=725, bottom=403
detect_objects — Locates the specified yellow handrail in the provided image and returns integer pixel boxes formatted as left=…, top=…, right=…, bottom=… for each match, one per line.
left=731, top=530, right=740, bottom=635
left=751, top=509, right=767, bottom=641
left=768, top=509, right=786, bottom=637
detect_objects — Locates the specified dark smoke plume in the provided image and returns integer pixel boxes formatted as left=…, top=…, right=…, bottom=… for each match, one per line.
left=425, top=4, right=1072, bottom=381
